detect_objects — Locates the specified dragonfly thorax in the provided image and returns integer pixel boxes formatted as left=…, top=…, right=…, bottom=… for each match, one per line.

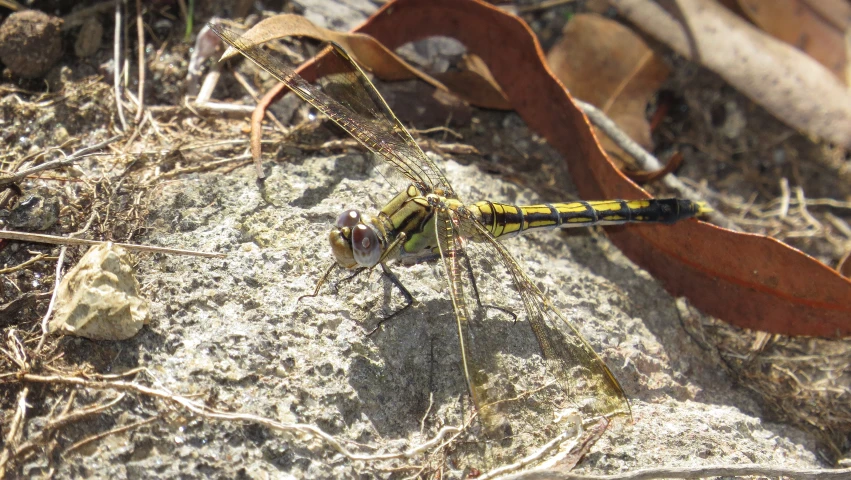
left=329, top=209, right=387, bottom=269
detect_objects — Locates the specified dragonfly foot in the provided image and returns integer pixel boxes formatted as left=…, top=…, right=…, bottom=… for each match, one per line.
left=366, top=300, right=414, bottom=337
left=484, top=304, right=518, bottom=323
left=332, top=267, right=368, bottom=293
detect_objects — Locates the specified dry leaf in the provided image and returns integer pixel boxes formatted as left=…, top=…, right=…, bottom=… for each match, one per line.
left=221, top=14, right=508, bottom=109
left=433, top=54, right=511, bottom=110
left=546, top=13, right=669, bottom=171
left=737, top=0, right=850, bottom=84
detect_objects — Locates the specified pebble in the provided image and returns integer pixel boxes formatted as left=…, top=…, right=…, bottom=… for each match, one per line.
left=0, top=10, right=63, bottom=78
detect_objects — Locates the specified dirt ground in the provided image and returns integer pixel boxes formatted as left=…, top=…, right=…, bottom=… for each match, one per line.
left=0, top=0, right=849, bottom=478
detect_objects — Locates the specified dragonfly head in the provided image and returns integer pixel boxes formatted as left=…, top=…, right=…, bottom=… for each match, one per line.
left=329, top=209, right=383, bottom=269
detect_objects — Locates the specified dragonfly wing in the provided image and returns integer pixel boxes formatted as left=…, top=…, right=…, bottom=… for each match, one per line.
left=210, top=24, right=455, bottom=196
left=433, top=206, right=511, bottom=434
left=459, top=210, right=632, bottom=421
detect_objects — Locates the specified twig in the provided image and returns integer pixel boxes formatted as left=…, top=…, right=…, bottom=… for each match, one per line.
left=500, top=464, right=851, bottom=480
left=794, top=187, right=822, bottom=231
left=546, top=417, right=609, bottom=472
left=825, top=212, right=851, bottom=239
left=0, top=231, right=225, bottom=258
left=0, top=0, right=23, bottom=11
left=113, top=0, right=128, bottom=131
left=146, top=109, right=166, bottom=138
left=419, top=392, right=433, bottom=435
left=178, top=139, right=253, bottom=150
left=479, top=421, right=579, bottom=480
left=194, top=69, right=220, bottom=104
left=411, top=126, right=464, bottom=139
left=0, top=135, right=123, bottom=186
left=575, top=99, right=738, bottom=231
left=0, top=253, right=53, bottom=274
left=64, top=416, right=156, bottom=455
left=4, top=138, right=77, bottom=175
left=186, top=99, right=256, bottom=115
left=151, top=154, right=253, bottom=180
left=764, top=197, right=851, bottom=211
left=231, top=71, right=287, bottom=133
left=0, top=386, right=30, bottom=477
left=294, top=137, right=479, bottom=156
left=23, top=201, right=99, bottom=363
left=33, top=247, right=66, bottom=355
left=83, top=367, right=149, bottom=380
left=19, top=373, right=465, bottom=463
left=0, top=330, right=28, bottom=369
left=12, top=394, right=128, bottom=460
left=779, top=177, right=790, bottom=219
left=402, top=426, right=462, bottom=458
left=134, top=0, right=145, bottom=123
left=58, top=391, right=77, bottom=419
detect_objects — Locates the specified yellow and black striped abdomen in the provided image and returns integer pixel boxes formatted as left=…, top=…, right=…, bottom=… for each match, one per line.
left=472, top=198, right=710, bottom=238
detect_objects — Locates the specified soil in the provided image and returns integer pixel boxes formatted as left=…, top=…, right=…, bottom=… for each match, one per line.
left=0, top=0, right=848, bottom=478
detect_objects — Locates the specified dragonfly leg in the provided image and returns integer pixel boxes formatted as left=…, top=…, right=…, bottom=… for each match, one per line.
left=459, top=245, right=518, bottom=323
left=485, top=304, right=518, bottom=323
left=332, top=267, right=369, bottom=293
left=297, top=262, right=338, bottom=302
left=366, top=263, right=415, bottom=336
left=399, top=252, right=441, bottom=266
left=378, top=231, right=407, bottom=264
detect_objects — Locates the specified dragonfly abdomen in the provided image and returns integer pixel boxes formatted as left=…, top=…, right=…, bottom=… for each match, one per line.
left=473, top=198, right=709, bottom=238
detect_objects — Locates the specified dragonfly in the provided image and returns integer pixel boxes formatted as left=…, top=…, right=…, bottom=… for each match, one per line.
left=210, top=24, right=710, bottom=435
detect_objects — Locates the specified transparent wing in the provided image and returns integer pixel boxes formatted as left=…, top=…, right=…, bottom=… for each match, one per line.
left=436, top=204, right=630, bottom=440
left=210, top=24, right=455, bottom=197
left=433, top=206, right=508, bottom=433
left=463, top=207, right=631, bottom=419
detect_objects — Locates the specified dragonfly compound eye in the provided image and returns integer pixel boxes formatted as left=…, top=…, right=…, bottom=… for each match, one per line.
left=336, top=210, right=360, bottom=228
left=351, top=224, right=381, bottom=267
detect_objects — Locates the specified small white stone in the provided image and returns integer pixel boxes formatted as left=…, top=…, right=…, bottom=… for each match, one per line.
left=49, top=243, right=149, bottom=340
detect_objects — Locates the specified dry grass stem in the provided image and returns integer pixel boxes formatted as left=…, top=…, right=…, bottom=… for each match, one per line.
left=64, top=416, right=157, bottom=455
left=505, top=464, right=851, bottom=480
left=231, top=70, right=288, bottom=132
left=0, top=253, right=54, bottom=274
left=0, top=136, right=123, bottom=186
left=16, top=373, right=468, bottom=464
left=134, top=0, right=145, bottom=123
left=478, top=424, right=580, bottom=480
left=0, top=231, right=225, bottom=258
left=113, top=0, right=128, bottom=131
left=33, top=246, right=66, bottom=355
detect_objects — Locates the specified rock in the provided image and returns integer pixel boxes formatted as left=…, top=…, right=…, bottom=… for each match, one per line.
left=74, top=16, right=102, bottom=58
left=5, top=189, right=60, bottom=231
left=0, top=10, right=63, bottom=79
left=49, top=243, right=150, bottom=340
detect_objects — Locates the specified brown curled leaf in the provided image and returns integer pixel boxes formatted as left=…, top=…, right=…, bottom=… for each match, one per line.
left=433, top=54, right=511, bottom=110
left=223, top=14, right=508, bottom=109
